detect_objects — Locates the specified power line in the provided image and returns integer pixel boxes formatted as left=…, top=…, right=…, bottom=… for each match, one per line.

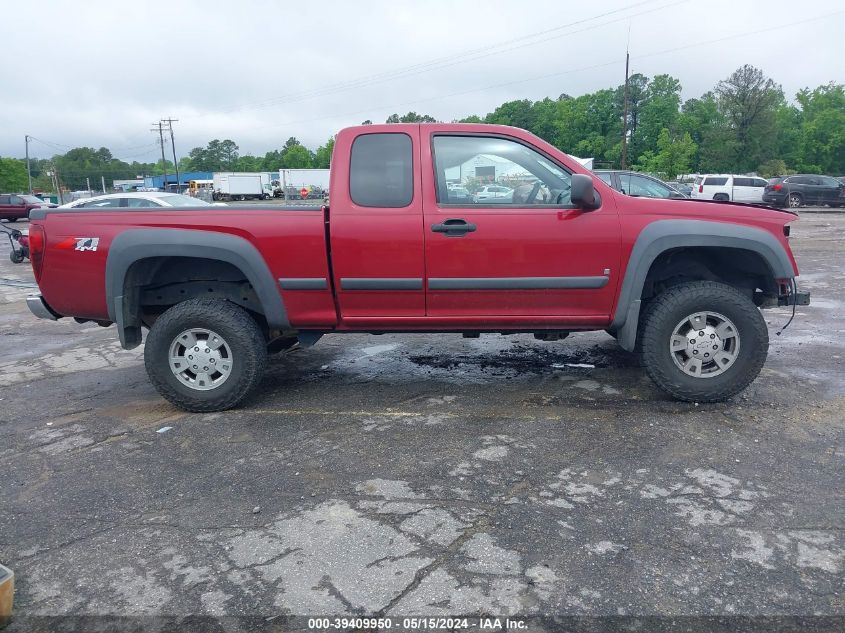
left=233, top=7, right=845, bottom=134
left=192, top=0, right=680, bottom=117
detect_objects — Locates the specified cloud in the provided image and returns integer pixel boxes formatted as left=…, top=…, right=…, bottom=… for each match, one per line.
left=2, top=0, right=842, bottom=159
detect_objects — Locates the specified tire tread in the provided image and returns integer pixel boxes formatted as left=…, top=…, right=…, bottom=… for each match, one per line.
left=145, top=298, right=267, bottom=412
left=640, top=281, right=768, bottom=402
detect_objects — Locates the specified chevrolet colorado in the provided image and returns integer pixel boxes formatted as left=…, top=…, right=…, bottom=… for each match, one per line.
left=26, top=124, right=809, bottom=411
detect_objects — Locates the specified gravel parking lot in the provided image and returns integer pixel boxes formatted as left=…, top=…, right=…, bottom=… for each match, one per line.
left=0, top=211, right=843, bottom=628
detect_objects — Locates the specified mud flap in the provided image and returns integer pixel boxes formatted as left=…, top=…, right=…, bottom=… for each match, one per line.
left=115, top=294, right=142, bottom=349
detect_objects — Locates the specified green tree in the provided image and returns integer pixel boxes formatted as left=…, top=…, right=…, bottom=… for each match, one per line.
left=183, top=139, right=239, bottom=171
left=793, top=83, right=845, bottom=174
left=0, top=157, right=28, bottom=191
left=280, top=138, right=314, bottom=168
left=236, top=155, right=262, bottom=172
left=386, top=112, right=436, bottom=123
left=631, top=74, right=682, bottom=163
left=757, top=159, right=789, bottom=178
left=314, top=137, right=335, bottom=169
left=715, top=65, right=783, bottom=172
left=636, top=128, right=697, bottom=179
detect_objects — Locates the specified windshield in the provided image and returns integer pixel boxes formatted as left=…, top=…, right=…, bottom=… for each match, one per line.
left=21, top=195, right=46, bottom=204
left=158, top=194, right=212, bottom=207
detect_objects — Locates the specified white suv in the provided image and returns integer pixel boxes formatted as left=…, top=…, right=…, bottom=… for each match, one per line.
left=691, top=175, right=768, bottom=203
left=472, top=185, right=513, bottom=203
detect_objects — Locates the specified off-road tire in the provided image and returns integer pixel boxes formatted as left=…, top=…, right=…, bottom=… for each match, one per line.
left=640, top=281, right=768, bottom=402
left=145, top=298, right=267, bottom=412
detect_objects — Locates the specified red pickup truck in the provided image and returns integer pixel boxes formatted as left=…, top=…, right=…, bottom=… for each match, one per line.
left=26, top=124, right=809, bottom=411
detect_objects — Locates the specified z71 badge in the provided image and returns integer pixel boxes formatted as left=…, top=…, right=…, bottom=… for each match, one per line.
left=74, top=237, right=99, bottom=252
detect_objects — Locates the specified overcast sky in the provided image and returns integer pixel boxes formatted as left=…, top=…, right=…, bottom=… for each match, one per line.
left=2, top=0, right=843, bottom=162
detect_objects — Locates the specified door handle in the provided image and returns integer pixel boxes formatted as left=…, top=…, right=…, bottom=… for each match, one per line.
left=431, top=218, right=477, bottom=237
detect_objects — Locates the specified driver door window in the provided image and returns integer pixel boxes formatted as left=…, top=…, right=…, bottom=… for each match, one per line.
left=432, top=135, right=573, bottom=207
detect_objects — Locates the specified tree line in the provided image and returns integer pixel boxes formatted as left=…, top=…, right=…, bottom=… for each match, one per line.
left=1, top=64, right=842, bottom=192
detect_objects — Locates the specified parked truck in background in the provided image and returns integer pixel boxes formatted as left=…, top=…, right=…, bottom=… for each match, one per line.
left=278, top=168, right=330, bottom=199
left=26, top=123, right=809, bottom=412
left=212, top=172, right=273, bottom=201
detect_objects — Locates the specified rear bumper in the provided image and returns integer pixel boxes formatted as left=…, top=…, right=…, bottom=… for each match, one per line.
left=762, top=193, right=786, bottom=205
left=26, top=294, right=60, bottom=320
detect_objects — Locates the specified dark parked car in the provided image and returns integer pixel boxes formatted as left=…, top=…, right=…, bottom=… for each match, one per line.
left=595, top=170, right=688, bottom=199
left=0, top=194, right=57, bottom=222
left=667, top=181, right=694, bottom=196
left=763, top=175, right=845, bottom=208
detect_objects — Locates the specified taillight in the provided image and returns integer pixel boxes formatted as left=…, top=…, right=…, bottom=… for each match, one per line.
left=698, top=184, right=704, bottom=193
left=772, top=184, right=782, bottom=191
left=28, top=223, right=46, bottom=282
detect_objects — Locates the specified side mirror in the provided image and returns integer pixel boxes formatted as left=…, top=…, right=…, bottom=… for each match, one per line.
left=571, top=173, right=600, bottom=210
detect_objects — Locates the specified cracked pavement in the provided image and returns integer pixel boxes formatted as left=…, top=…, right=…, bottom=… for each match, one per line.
left=0, top=213, right=843, bottom=622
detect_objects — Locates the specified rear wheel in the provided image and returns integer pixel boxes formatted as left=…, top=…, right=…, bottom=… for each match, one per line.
left=144, top=298, right=267, bottom=412
left=9, top=250, right=24, bottom=264
left=713, top=193, right=729, bottom=202
left=788, top=192, right=803, bottom=208
left=639, top=281, right=768, bottom=402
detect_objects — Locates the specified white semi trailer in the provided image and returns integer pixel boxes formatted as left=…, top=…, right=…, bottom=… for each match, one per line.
left=212, top=173, right=274, bottom=201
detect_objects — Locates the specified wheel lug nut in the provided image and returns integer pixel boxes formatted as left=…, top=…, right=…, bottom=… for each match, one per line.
left=713, top=345, right=718, bottom=350
left=192, top=365, right=197, bottom=369
left=710, top=334, right=715, bottom=339
left=203, top=366, right=208, bottom=371
left=693, top=350, right=698, bottom=354
left=205, top=348, right=210, bottom=353
left=194, top=347, right=199, bottom=351
left=699, top=331, right=704, bottom=336
left=690, top=339, right=696, bottom=344
left=704, top=353, right=710, bottom=357
left=188, top=355, right=193, bottom=359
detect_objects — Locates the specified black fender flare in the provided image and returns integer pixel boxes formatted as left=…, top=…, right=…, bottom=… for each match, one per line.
left=105, top=228, right=289, bottom=349
left=610, top=219, right=795, bottom=352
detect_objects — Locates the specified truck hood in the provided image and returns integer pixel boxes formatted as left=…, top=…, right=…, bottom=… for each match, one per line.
left=622, top=194, right=798, bottom=222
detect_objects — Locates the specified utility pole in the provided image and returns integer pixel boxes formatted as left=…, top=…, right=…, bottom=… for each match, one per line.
left=25, top=135, right=33, bottom=194
left=101, top=175, right=106, bottom=193
left=151, top=121, right=168, bottom=191
left=620, top=49, right=630, bottom=170
left=162, top=118, right=180, bottom=192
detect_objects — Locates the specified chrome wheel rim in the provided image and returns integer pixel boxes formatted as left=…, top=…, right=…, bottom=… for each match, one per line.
left=670, top=311, right=740, bottom=378
left=168, top=328, right=233, bottom=391
left=788, top=194, right=801, bottom=208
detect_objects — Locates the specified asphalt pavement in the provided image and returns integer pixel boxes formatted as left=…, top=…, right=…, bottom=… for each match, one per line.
left=0, top=211, right=842, bottom=629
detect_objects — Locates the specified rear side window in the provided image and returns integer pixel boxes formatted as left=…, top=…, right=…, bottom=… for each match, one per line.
left=350, top=133, right=413, bottom=207
left=704, top=177, right=728, bottom=186
left=733, top=177, right=750, bottom=187
left=0, top=195, right=10, bottom=204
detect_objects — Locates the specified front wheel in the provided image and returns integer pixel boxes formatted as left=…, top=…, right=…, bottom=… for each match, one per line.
left=639, top=281, right=769, bottom=402
left=144, top=298, right=268, bottom=412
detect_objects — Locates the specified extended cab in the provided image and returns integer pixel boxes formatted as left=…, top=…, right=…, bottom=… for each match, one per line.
left=26, top=124, right=809, bottom=411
